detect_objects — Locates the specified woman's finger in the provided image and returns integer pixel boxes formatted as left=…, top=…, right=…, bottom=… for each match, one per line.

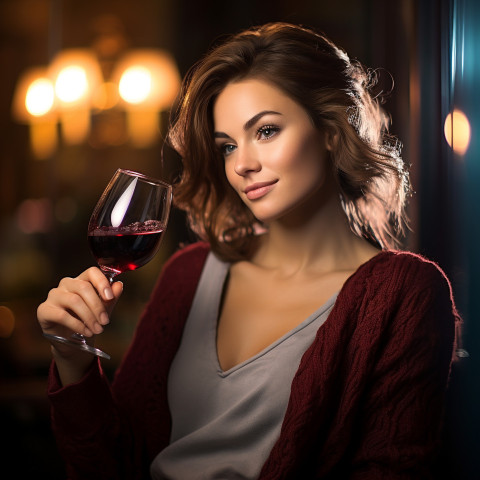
left=37, top=300, right=95, bottom=337
left=76, top=267, right=115, bottom=303
left=54, top=280, right=107, bottom=333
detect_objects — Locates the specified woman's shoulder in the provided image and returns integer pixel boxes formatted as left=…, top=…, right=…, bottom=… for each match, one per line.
left=339, top=250, right=459, bottom=334
left=353, top=249, right=453, bottom=293
left=162, top=241, right=211, bottom=278
left=168, top=241, right=211, bottom=263
left=147, top=242, right=211, bottom=308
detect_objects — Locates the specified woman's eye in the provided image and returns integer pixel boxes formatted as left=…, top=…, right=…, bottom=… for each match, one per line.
left=257, top=125, right=280, bottom=140
left=220, top=144, right=237, bottom=156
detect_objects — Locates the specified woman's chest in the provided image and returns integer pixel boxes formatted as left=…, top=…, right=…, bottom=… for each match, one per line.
left=217, top=265, right=348, bottom=371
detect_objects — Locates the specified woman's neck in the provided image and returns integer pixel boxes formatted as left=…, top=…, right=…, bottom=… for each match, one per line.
left=252, top=192, right=379, bottom=277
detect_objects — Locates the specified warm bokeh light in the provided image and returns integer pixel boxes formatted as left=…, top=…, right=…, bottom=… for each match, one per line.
left=113, top=50, right=180, bottom=110
left=13, top=48, right=180, bottom=150
left=12, top=67, right=57, bottom=122
left=113, top=50, right=181, bottom=147
left=55, top=65, right=88, bottom=103
left=444, top=109, right=471, bottom=155
left=25, top=78, right=55, bottom=116
left=49, top=49, right=103, bottom=107
left=48, top=50, right=103, bottom=145
left=119, top=66, right=152, bottom=104
left=0, top=306, right=15, bottom=338
left=11, top=68, right=59, bottom=159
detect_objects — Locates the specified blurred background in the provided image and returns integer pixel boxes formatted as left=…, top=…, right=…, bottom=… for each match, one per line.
left=0, top=0, right=478, bottom=477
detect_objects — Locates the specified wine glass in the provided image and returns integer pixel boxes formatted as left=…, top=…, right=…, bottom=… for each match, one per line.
left=43, top=169, right=172, bottom=359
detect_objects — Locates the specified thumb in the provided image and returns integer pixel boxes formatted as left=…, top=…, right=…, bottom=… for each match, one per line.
left=112, top=280, right=124, bottom=299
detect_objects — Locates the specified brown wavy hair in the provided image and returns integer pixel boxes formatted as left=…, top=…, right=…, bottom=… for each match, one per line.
left=167, top=22, right=411, bottom=262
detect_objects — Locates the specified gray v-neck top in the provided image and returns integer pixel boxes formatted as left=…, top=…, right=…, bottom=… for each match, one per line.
left=151, top=252, right=338, bottom=479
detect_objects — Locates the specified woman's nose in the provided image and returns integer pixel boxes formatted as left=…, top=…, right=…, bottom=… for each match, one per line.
left=233, top=147, right=261, bottom=176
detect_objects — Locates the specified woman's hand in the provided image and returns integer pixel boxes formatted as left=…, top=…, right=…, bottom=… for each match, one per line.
left=37, top=267, right=123, bottom=385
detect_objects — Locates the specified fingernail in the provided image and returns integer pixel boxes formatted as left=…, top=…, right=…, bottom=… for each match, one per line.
left=94, top=323, right=104, bottom=334
left=104, top=288, right=114, bottom=300
left=100, top=312, right=109, bottom=325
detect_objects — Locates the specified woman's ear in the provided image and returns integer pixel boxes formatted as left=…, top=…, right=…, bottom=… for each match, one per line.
left=325, top=130, right=339, bottom=151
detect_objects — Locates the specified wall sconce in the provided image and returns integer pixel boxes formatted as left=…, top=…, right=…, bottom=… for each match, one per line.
left=113, top=49, right=181, bottom=148
left=49, top=49, right=104, bottom=146
left=12, top=67, right=58, bottom=160
left=12, top=47, right=181, bottom=158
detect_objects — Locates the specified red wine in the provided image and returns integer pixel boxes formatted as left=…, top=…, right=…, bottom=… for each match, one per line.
left=88, top=220, right=165, bottom=275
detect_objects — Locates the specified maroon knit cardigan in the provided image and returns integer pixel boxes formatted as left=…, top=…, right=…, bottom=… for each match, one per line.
left=48, top=242, right=459, bottom=479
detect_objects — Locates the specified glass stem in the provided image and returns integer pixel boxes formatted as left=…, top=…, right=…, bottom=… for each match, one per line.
left=103, top=271, right=117, bottom=284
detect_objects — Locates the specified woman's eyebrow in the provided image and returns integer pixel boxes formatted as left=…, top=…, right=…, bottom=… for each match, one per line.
left=214, top=110, right=281, bottom=139
left=243, top=110, right=281, bottom=131
left=214, top=132, right=230, bottom=139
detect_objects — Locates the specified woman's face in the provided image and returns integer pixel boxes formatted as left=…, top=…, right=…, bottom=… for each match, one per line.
left=213, top=78, right=333, bottom=224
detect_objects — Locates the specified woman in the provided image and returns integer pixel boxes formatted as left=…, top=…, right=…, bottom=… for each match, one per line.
left=38, top=22, right=460, bottom=479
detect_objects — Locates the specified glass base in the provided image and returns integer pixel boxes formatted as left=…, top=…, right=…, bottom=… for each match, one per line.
left=43, top=333, right=111, bottom=360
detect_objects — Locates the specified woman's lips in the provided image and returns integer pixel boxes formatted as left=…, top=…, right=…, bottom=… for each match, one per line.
left=244, top=180, right=278, bottom=200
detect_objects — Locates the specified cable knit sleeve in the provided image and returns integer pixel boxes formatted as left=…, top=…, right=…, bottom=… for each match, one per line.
left=47, top=242, right=209, bottom=480
left=348, top=253, right=459, bottom=479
